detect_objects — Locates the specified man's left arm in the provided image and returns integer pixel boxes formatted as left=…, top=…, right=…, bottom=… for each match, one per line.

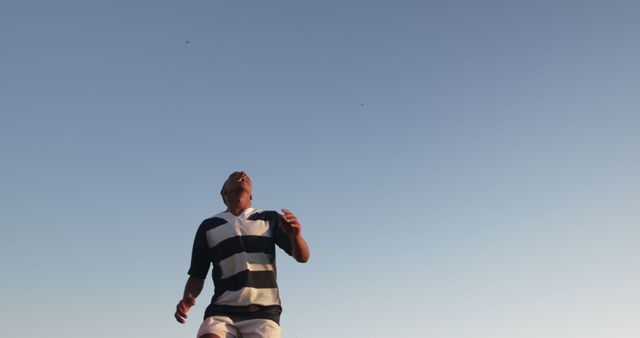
left=280, top=209, right=310, bottom=263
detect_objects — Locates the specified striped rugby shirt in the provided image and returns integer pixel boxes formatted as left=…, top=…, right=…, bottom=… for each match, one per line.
left=188, top=207, right=293, bottom=324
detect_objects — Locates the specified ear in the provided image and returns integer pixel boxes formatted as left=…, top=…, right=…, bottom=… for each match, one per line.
left=221, top=190, right=228, bottom=206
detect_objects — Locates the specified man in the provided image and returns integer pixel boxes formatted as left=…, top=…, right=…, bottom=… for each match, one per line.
left=174, top=171, right=310, bottom=338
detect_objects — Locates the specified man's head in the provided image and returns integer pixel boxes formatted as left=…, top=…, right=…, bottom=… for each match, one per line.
left=220, top=171, right=253, bottom=206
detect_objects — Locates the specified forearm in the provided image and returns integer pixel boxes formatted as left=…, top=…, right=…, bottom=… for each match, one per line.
left=183, top=276, right=205, bottom=300
left=290, top=234, right=310, bottom=263
left=175, top=276, right=204, bottom=323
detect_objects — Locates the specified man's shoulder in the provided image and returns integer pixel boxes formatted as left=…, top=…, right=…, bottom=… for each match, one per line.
left=247, top=209, right=280, bottom=221
left=199, top=212, right=229, bottom=231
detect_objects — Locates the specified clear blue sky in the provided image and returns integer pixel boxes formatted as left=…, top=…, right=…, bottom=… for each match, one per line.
left=1, top=1, right=639, bottom=337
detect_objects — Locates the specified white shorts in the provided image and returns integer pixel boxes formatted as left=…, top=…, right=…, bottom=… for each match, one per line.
left=197, top=316, right=281, bottom=338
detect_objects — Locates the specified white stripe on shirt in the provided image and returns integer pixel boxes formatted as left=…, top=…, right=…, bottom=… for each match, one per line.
left=218, top=252, right=275, bottom=279
left=215, top=287, right=280, bottom=307
left=205, top=219, right=271, bottom=248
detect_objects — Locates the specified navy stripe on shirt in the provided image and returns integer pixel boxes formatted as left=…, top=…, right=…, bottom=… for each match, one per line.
left=215, top=270, right=279, bottom=292
left=210, top=236, right=276, bottom=265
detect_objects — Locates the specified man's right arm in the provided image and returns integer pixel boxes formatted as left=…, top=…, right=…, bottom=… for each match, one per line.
left=174, top=276, right=205, bottom=324
left=175, top=221, right=211, bottom=323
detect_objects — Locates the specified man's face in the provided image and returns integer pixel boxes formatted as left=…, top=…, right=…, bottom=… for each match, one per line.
left=222, top=171, right=253, bottom=196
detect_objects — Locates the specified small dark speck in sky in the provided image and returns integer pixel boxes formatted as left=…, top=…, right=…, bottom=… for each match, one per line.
left=185, top=40, right=190, bottom=44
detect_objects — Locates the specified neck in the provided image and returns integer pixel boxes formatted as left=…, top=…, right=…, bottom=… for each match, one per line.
left=225, top=192, right=252, bottom=216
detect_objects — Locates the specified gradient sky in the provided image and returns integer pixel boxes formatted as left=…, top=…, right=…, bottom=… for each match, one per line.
left=1, top=1, right=639, bottom=337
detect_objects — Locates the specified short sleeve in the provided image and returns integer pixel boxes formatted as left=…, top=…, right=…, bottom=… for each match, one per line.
left=274, top=213, right=293, bottom=256
left=187, top=223, right=210, bottom=279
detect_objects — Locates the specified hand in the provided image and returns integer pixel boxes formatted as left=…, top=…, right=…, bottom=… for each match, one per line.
left=174, top=296, right=195, bottom=324
left=280, top=209, right=302, bottom=238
